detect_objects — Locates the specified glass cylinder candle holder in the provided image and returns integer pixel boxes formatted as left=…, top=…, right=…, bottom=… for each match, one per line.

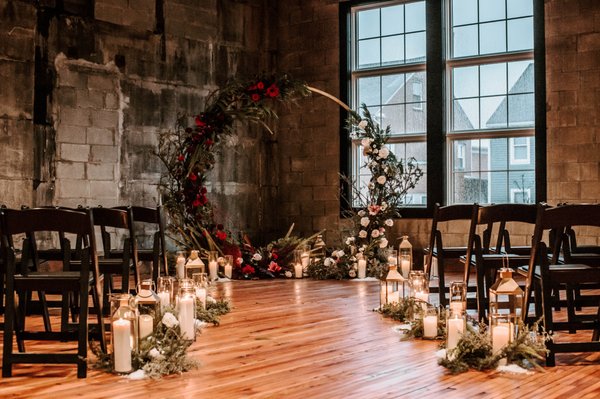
left=356, top=253, right=367, bottom=279
left=293, top=249, right=303, bottom=279
left=449, top=281, right=467, bottom=314
left=387, top=249, right=398, bottom=266
left=135, top=279, right=160, bottom=319
left=399, top=254, right=411, bottom=279
left=223, top=255, right=233, bottom=279
left=110, top=294, right=137, bottom=374
left=185, top=250, right=205, bottom=280
left=300, top=245, right=311, bottom=275
left=178, top=283, right=197, bottom=341
left=490, top=313, right=515, bottom=366
left=175, top=251, right=187, bottom=280
left=192, top=273, right=207, bottom=310
left=446, top=309, right=466, bottom=352
left=399, top=235, right=413, bottom=268
left=157, top=276, right=172, bottom=310
left=423, top=306, right=439, bottom=339
left=207, top=251, right=218, bottom=281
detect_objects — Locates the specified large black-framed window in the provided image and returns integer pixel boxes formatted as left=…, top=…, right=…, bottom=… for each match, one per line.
left=339, top=0, right=545, bottom=217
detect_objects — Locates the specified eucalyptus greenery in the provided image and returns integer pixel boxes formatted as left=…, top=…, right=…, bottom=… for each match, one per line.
left=196, top=299, right=231, bottom=326
left=377, top=298, right=418, bottom=322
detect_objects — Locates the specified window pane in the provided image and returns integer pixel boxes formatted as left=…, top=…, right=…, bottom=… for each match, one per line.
left=405, top=142, right=427, bottom=205
left=508, top=17, right=533, bottom=52
left=480, top=63, right=507, bottom=96
left=382, top=35, right=404, bottom=65
left=508, top=61, right=534, bottom=93
left=405, top=1, right=425, bottom=32
left=453, top=171, right=486, bottom=203
left=509, top=170, right=535, bottom=203
left=358, top=38, right=380, bottom=68
left=406, top=102, right=426, bottom=133
left=507, top=0, right=533, bottom=19
left=358, top=76, right=380, bottom=106
left=508, top=93, right=534, bottom=127
left=479, top=0, right=505, bottom=22
left=409, top=72, right=426, bottom=101
left=381, top=4, right=404, bottom=36
left=382, top=74, right=405, bottom=104
left=453, top=98, right=479, bottom=130
left=489, top=171, right=508, bottom=203
left=358, top=9, right=380, bottom=39
left=406, top=31, right=426, bottom=62
left=381, top=104, right=405, bottom=134
left=452, top=0, right=478, bottom=26
left=481, top=95, right=506, bottom=129
left=453, top=25, right=478, bottom=58
left=453, top=66, right=479, bottom=98
left=480, top=21, right=506, bottom=54
left=364, top=105, right=383, bottom=125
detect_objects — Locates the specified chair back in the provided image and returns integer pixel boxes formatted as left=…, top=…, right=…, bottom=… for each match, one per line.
left=90, top=207, right=136, bottom=261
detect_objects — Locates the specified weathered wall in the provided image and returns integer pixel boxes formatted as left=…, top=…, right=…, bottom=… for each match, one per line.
left=0, top=0, right=277, bottom=239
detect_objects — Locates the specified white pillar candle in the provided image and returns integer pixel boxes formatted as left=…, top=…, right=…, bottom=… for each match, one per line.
left=387, top=290, right=400, bottom=304
left=112, top=318, right=132, bottom=373
left=176, top=255, right=186, bottom=280
left=447, top=317, right=464, bottom=350
left=178, top=296, right=195, bottom=340
left=209, top=261, right=218, bottom=281
left=158, top=291, right=170, bottom=309
left=195, top=286, right=207, bottom=309
left=357, top=259, right=367, bottom=279
left=401, top=259, right=411, bottom=278
left=423, top=315, right=438, bottom=338
left=224, top=264, right=232, bottom=279
left=387, top=255, right=397, bottom=266
left=138, top=314, right=153, bottom=340
left=294, top=263, right=303, bottom=278
left=492, top=323, right=512, bottom=356
left=301, top=252, right=310, bottom=268
left=415, top=291, right=429, bottom=304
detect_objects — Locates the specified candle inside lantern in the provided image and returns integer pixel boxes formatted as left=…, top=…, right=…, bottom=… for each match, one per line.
left=387, top=290, right=400, bottom=304
left=178, top=296, right=195, bottom=340
left=138, top=314, right=153, bottom=340
left=301, top=252, right=310, bottom=268
left=447, top=317, right=464, bottom=350
left=387, top=255, right=397, bottom=266
left=357, top=259, right=367, bottom=279
left=423, top=314, right=438, bottom=338
left=415, top=291, right=429, bottom=304
left=400, top=259, right=411, bottom=278
left=492, top=322, right=512, bottom=356
left=294, top=263, right=303, bottom=278
left=449, top=301, right=464, bottom=314
left=176, top=253, right=186, bottom=280
left=113, top=318, right=132, bottom=373
left=224, top=264, right=232, bottom=279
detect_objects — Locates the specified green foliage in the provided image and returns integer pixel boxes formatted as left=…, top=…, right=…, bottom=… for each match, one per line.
left=196, top=299, right=231, bottom=326
left=377, top=298, right=417, bottom=322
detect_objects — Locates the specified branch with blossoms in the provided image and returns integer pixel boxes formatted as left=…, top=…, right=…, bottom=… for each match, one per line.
left=157, top=74, right=311, bottom=254
left=342, top=104, right=424, bottom=278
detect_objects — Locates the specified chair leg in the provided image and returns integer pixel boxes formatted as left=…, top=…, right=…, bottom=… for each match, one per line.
left=565, top=285, right=577, bottom=334
left=38, top=291, right=52, bottom=333
left=437, top=257, right=447, bottom=308
left=92, top=283, right=107, bottom=352
left=541, top=279, right=556, bottom=366
left=77, top=286, right=89, bottom=379
left=592, top=304, right=600, bottom=342
left=3, top=284, right=16, bottom=377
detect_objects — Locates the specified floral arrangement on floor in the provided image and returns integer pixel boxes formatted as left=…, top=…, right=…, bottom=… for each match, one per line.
left=438, top=321, right=549, bottom=374
left=157, top=73, right=311, bottom=264
left=306, top=249, right=356, bottom=280
left=92, top=297, right=231, bottom=379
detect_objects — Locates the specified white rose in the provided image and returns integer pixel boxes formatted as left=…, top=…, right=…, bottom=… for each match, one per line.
left=358, top=210, right=366, bottom=217
left=381, top=202, right=388, bottom=211
left=206, top=296, right=216, bottom=304
left=377, top=176, right=387, bottom=185
left=360, top=216, right=370, bottom=227
left=379, top=238, right=389, bottom=248
left=345, top=236, right=355, bottom=245
left=148, top=348, right=164, bottom=360
left=379, top=147, right=390, bottom=159
left=336, top=250, right=345, bottom=258
left=358, top=120, right=368, bottom=130
left=285, top=271, right=293, bottom=278
left=349, top=270, right=357, bottom=278
left=385, top=219, right=394, bottom=227
left=361, top=138, right=372, bottom=147
left=359, top=230, right=367, bottom=238
left=162, top=312, right=179, bottom=328
left=252, top=253, right=262, bottom=262
left=371, top=229, right=380, bottom=238
left=195, top=319, right=207, bottom=331
left=324, top=258, right=334, bottom=267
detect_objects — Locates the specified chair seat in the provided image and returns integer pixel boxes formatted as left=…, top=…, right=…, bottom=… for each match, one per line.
left=14, top=271, right=94, bottom=291
left=461, top=253, right=530, bottom=266
left=518, top=263, right=593, bottom=279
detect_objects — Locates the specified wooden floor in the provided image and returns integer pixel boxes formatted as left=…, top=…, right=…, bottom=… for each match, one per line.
left=1, top=279, right=600, bottom=398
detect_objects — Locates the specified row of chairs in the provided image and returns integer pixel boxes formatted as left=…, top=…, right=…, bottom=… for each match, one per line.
left=424, top=202, right=600, bottom=366
left=0, top=205, right=168, bottom=378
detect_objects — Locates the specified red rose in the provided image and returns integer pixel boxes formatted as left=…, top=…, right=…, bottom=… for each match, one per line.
left=216, top=230, right=227, bottom=241
left=178, top=154, right=185, bottom=162
left=189, top=173, right=197, bottom=181
left=242, top=265, right=255, bottom=275
left=195, top=115, right=206, bottom=127
left=205, top=139, right=214, bottom=147
left=271, top=252, right=279, bottom=260
left=200, top=187, right=207, bottom=194
left=248, top=84, right=257, bottom=91
left=199, top=195, right=208, bottom=205
left=251, top=93, right=260, bottom=102
left=266, top=84, right=279, bottom=98
left=192, top=198, right=201, bottom=207
left=257, top=81, right=265, bottom=90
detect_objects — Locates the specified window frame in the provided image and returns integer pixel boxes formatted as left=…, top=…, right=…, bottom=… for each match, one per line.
left=339, top=0, right=546, bottom=218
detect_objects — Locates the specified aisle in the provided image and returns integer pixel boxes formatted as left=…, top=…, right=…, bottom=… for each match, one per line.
left=1, top=280, right=599, bottom=399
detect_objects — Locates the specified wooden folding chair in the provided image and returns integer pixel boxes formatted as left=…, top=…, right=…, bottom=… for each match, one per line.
left=1, top=207, right=105, bottom=378
left=523, top=203, right=600, bottom=366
